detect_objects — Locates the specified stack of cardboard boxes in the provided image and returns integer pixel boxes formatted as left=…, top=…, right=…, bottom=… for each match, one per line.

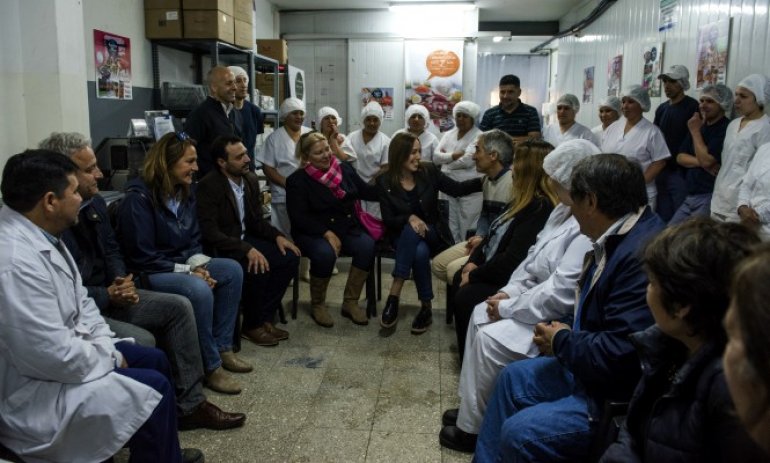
left=145, top=0, right=254, bottom=49
left=254, top=39, right=288, bottom=102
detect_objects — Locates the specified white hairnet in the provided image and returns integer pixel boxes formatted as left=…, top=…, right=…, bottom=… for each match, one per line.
left=361, top=101, right=384, bottom=121
left=279, top=97, right=305, bottom=121
left=228, top=66, right=248, bottom=83
left=556, top=94, right=580, bottom=113
left=452, top=101, right=481, bottom=121
left=622, top=85, right=651, bottom=112
left=598, top=96, right=621, bottom=115
left=317, top=106, right=342, bottom=127
left=405, top=104, right=430, bottom=127
left=737, top=74, right=770, bottom=108
left=700, top=84, right=734, bottom=113
left=543, top=139, right=601, bottom=188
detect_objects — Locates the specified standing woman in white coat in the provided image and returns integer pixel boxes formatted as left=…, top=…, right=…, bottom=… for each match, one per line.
left=394, top=104, right=439, bottom=162
left=543, top=93, right=598, bottom=147
left=591, top=96, right=622, bottom=141
left=433, top=101, right=484, bottom=243
left=712, top=74, right=770, bottom=223
left=0, top=151, right=200, bottom=463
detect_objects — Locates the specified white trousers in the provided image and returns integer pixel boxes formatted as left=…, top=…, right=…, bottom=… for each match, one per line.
left=446, top=192, right=482, bottom=244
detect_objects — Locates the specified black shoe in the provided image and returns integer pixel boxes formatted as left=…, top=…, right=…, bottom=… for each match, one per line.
left=182, top=448, right=205, bottom=463
left=380, top=295, right=399, bottom=328
left=411, top=307, right=433, bottom=334
left=442, top=408, right=459, bottom=426
left=439, top=425, right=477, bottom=453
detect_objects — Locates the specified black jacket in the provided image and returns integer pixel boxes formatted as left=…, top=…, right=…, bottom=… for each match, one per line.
left=601, top=326, right=768, bottom=462
left=286, top=161, right=378, bottom=239
left=184, top=97, right=243, bottom=176
left=375, top=162, right=482, bottom=244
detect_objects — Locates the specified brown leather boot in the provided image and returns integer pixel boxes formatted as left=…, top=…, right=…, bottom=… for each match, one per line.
left=340, top=266, right=369, bottom=325
left=310, top=275, right=334, bottom=327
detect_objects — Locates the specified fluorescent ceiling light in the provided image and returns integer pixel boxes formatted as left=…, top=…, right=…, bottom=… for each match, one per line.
left=493, top=36, right=503, bottom=42
left=389, top=2, right=476, bottom=12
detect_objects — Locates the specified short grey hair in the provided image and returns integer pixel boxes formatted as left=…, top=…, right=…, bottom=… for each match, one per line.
left=38, top=132, right=91, bottom=157
left=478, top=129, right=514, bottom=165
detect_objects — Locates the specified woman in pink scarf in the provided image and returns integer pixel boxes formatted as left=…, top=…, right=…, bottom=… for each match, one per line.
left=286, top=132, right=379, bottom=327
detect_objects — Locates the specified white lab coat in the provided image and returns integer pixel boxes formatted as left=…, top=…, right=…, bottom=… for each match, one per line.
left=342, top=130, right=391, bottom=219
left=255, top=125, right=312, bottom=204
left=434, top=126, right=484, bottom=242
left=456, top=203, right=591, bottom=433
left=543, top=122, right=598, bottom=147
left=393, top=128, right=438, bottom=162
left=711, top=115, right=770, bottom=222
left=0, top=207, right=160, bottom=463
left=737, top=141, right=770, bottom=238
left=602, top=117, right=671, bottom=202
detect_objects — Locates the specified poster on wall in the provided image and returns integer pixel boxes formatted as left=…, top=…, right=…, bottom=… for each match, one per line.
left=288, top=65, right=305, bottom=100
left=659, top=0, right=680, bottom=31
left=696, top=19, right=731, bottom=89
left=607, top=55, right=623, bottom=97
left=94, top=30, right=132, bottom=100
left=642, top=43, right=664, bottom=97
left=404, top=40, right=463, bottom=132
left=362, top=87, right=395, bottom=120
left=583, top=67, right=595, bottom=103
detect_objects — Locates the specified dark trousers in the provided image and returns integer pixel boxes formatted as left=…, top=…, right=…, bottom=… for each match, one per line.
left=294, top=229, right=375, bottom=278
left=241, top=235, right=299, bottom=329
left=451, top=270, right=499, bottom=357
left=114, top=341, right=182, bottom=463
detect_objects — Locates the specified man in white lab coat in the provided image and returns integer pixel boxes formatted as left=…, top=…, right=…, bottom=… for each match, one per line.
left=0, top=150, right=201, bottom=462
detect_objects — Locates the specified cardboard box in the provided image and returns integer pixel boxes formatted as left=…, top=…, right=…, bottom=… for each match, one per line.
left=145, top=9, right=183, bottom=39
left=234, top=19, right=253, bottom=49
left=255, top=72, right=285, bottom=102
left=183, top=10, right=234, bottom=43
left=183, top=0, right=233, bottom=16
left=233, top=0, right=252, bottom=23
left=145, top=0, right=181, bottom=9
left=257, top=39, right=288, bottom=64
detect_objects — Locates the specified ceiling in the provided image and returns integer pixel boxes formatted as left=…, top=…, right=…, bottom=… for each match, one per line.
left=269, top=0, right=583, bottom=23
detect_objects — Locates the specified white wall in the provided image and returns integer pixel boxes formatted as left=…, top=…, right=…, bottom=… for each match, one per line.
left=554, top=0, right=770, bottom=128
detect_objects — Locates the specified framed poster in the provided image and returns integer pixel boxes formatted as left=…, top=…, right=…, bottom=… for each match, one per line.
left=608, top=55, right=623, bottom=97
left=94, top=30, right=132, bottom=100
left=642, top=43, right=664, bottom=97
left=362, top=87, right=395, bottom=120
left=405, top=40, right=463, bottom=132
left=583, top=66, right=595, bottom=103
left=696, top=19, right=731, bottom=89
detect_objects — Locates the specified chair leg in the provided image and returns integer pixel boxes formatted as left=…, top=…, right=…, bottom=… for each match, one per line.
left=366, top=271, right=377, bottom=318
left=233, top=308, right=243, bottom=353
left=291, top=266, right=299, bottom=320
left=376, top=253, right=382, bottom=301
left=445, top=282, right=454, bottom=324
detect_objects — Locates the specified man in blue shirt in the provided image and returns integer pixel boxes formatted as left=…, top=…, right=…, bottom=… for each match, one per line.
left=479, top=74, right=542, bottom=142
left=229, top=66, right=264, bottom=171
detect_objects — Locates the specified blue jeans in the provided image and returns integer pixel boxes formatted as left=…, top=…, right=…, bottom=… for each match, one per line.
left=241, top=235, right=299, bottom=328
left=392, top=223, right=444, bottom=301
left=147, top=258, right=243, bottom=373
left=655, top=168, right=688, bottom=223
left=294, top=230, right=375, bottom=278
left=474, top=357, right=594, bottom=463
left=668, top=193, right=712, bottom=226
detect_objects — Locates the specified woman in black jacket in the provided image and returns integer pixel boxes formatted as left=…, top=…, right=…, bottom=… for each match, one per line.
left=376, top=132, right=481, bottom=334
left=286, top=132, right=378, bottom=328
left=600, top=219, right=767, bottom=462
left=451, top=139, right=557, bottom=355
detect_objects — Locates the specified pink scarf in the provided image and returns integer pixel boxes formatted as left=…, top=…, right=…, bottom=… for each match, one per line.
left=304, top=155, right=346, bottom=199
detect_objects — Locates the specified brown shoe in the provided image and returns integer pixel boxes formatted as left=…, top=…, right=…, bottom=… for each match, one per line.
left=220, top=351, right=253, bottom=373
left=242, top=326, right=279, bottom=347
left=204, top=367, right=242, bottom=394
left=340, top=266, right=369, bottom=325
left=310, top=275, right=334, bottom=327
left=265, top=322, right=289, bottom=341
left=178, top=400, right=246, bottom=431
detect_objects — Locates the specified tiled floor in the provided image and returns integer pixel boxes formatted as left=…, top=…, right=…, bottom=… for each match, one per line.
left=179, top=259, right=472, bottom=463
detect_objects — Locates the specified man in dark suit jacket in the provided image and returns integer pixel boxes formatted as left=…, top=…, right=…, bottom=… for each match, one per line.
left=197, top=135, right=300, bottom=346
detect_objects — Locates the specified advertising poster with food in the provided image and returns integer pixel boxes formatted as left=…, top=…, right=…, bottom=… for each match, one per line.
left=362, top=87, right=395, bottom=119
left=405, top=40, right=463, bottom=132
left=607, top=55, right=623, bottom=98
left=94, top=29, right=132, bottom=100
left=583, top=66, right=594, bottom=103
left=696, top=19, right=731, bottom=90
left=641, top=43, right=664, bottom=97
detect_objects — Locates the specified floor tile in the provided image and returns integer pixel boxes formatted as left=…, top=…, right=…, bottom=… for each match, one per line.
left=367, top=431, right=442, bottom=463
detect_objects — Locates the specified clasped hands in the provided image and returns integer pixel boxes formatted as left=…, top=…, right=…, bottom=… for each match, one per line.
left=408, top=214, right=429, bottom=238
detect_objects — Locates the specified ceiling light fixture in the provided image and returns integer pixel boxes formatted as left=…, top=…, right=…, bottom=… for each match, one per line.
left=493, top=36, right=503, bottom=42
left=389, top=1, right=476, bottom=12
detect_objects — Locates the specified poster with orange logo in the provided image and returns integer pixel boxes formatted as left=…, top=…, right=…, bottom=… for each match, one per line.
left=405, top=40, right=463, bottom=132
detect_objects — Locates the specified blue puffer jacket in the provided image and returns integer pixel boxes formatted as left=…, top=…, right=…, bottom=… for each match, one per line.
left=116, top=178, right=202, bottom=274
left=600, top=326, right=768, bottom=462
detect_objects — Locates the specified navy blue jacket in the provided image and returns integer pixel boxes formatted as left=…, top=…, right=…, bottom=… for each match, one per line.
left=116, top=178, right=202, bottom=274
left=552, top=207, right=663, bottom=416
left=601, top=326, right=768, bottom=462
left=185, top=96, right=243, bottom=177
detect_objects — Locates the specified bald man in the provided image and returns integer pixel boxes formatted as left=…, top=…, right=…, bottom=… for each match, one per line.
left=185, top=66, right=243, bottom=176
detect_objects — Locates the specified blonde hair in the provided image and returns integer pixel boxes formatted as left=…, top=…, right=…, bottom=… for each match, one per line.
left=141, top=132, right=196, bottom=204
left=295, top=131, right=327, bottom=162
left=501, top=139, right=559, bottom=221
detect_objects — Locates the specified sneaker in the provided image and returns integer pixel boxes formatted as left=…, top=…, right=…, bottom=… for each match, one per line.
left=411, top=306, right=433, bottom=334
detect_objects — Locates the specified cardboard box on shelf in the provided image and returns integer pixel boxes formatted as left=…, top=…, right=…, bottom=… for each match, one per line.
left=234, top=19, right=253, bottom=49
left=183, top=0, right=234, bottom=16
left=256, top=39, right=288, bottom=64
left=183, top=10, right=234, bottom=43
left=255, top=72, right=285, bottom=102
left=145, top=0, right=181, bottom=9
left=233, top=0, right=252, bottom=23
left=145, top=9, right=183, bottom=39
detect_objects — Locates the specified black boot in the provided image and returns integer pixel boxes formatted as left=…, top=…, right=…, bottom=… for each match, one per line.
left=411, top=302, right=433, bottom=334
left=380, top=295, right=399, bottom=328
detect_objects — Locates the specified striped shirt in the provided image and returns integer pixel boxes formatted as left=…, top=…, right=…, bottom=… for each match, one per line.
left=479, top=101, right=541, bottom=138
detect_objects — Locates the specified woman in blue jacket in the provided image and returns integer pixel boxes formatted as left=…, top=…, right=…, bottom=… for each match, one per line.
left=600, top=219, right=766, bottom=462
left=117, top=132, right=249, bottom=396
